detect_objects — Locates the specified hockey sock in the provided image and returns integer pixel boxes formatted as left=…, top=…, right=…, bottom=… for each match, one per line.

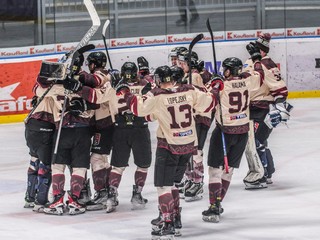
left=36, top=163, right=52, bottom=205
left=134, top=167, right=148, bottom=190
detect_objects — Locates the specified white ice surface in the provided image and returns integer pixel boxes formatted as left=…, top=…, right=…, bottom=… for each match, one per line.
left=0, top=98, right=320, bottom=240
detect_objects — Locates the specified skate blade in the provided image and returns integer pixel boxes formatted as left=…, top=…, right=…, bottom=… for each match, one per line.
left=244, top=182, right=268, bottom=190
left=151, top=234, right=175, bottom=240
left=43, top=207, right=64, bottom=216
left=86, top=203, right=106, bottom=211
left=68, top=208, right=86, bottom=215
left=184, top=195, right=203, bottom=202
left=202, top=215, right=220, bottom=223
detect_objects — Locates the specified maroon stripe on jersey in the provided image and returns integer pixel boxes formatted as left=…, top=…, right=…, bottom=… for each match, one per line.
left=80, top=86, right=97, bottom=103
left=157, top=137, right=197, bottom=155
left=222, top=123, right=249, bottom=134
left=270, top=86, right=288, bottom=98
left=253, top=62, right=265, bottom=85
left=130, top=95, right=138, bottom=115
left=261, top=58, right=278, bottom=70
left=204, top=95, right=215, bottom=113
left=145, top=115, right=152, bottom=122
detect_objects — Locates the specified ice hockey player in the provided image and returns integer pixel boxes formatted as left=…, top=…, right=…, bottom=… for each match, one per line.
left=24, top=83, right=55, bottom=212
left=80, top=52, right=115, bottom=211
left=116, top=65, right=219, bottom=239
left=39, top=54, right=99, bottom=216
left=242, top=33, right=292, bottom=189
left=69, top=61, right=152, bottom=213
left=177, top=50, right=212, bottom=202
left=202, top=57, right=263, bottom=223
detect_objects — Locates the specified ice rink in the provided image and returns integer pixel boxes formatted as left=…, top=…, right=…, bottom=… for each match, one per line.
left=0, top=98, right=319, bottom=240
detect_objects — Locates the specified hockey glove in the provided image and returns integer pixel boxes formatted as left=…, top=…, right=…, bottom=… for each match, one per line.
left=63, top=76, right=82, bottom=92
left=108, top=69, right=122, bottom=88
left=210, top=74, right=224, bottom=91
left=141, top=82, right=152, bottom=95
left=264, top=101, right=293, bottom=129
left=67, top=98, right=87, bottom=116
left=137, top=56, right=149, bottom=72
left=246, top=42, right=262, bottom=62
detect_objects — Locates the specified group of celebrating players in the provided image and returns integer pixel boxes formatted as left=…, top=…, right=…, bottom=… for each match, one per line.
left=23, top=32, right=292, bottom=239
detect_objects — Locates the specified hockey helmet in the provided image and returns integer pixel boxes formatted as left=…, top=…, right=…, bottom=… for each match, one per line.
left=178, top=50, right=199, bottom=69
left=170, top=66, right=185, bottom=84
left=86, top=51, right=107, bottom=68
left=121, top=62, right=138, bottom=82
left=222, top=57, right=243, bottom=76
left=154, top=65, right=172, bottom=85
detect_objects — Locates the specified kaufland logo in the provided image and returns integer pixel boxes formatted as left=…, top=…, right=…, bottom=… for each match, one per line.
left=140, top=38, right=145, bottom=45
left=30, top=47, right=55, bottom=55
left=57, top=45, right=75, bottom=52
left=0, top=83, right=32, bottom=112
left=167, top=36, right=194, bottom=43
left=111, top=40, right=117, bottom=47
left=227, top=32, right=255, bottom=39
left=287, top=29, right=315, bottom=36
left=1, top=50, right=29, bottom=56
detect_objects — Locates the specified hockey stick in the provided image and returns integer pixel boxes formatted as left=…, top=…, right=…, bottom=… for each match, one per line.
left=188, top=33, right=204, bottom=84
left=206, top=18, right=229, bottom=173
left=102, top=19, right=113, bottom=69
left=24, top=44, right=96, bottom=124
left=52, top=0, right=100, bottom=164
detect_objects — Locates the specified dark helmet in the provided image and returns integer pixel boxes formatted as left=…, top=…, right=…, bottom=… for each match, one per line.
left=86, top=51, right=107, bottom=68
left=169, top=46, right=188, bottom=57
left=170, top=66, right=185, bottom=84
left=222, top=57, right=243, bottom=76
left=72, top=54, right=84, bottom=75
left=154, top=65, right=172, bottom=84
left=178, top=50, right=199, bottom=69
left=121, top=62, right=138, bottom=82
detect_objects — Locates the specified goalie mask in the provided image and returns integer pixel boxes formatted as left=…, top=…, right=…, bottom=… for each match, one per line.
left=121, top=62, right=138, bottom=83
left=222, top=57, right=243, bottom=77
left=86, top=52, right=107, bottom=71
left=154, top=65, right=172, bottom=86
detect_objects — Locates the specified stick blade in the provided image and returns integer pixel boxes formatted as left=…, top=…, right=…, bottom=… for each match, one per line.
left=189, top=33, right=204, bottom=51
left=102, top=19, right=110, bottom=37
left=78, top=44, right=95, bottom=54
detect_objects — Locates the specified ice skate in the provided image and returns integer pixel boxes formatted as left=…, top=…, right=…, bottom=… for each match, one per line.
left=32, top=200, right=46, bottom=213
left=43, top=192, right=65, bottom=216
left=175, top=177, right=188, bottom=199
left=151, top=220, right=175, bottom=240
left=86, top=188, right=108, bottom=211
left=184, top=181, right=204, bottom=202
left=131, top=185, right=148, bottom=210
left=106, top=186, right=119, bottom=213
left=173, top=207, right=182, bottom=237
left=67, top=191, right=86, bottom=215
left=24, top=196, right=35, bottom=208
left=244, top=177, right=268, bottom=190
left=78, top=178, right=92, bottom=205
left=202, top=201, right=223, bottom=223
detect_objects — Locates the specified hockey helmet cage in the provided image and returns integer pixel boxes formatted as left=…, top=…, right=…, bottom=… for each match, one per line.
left=154, top=65, right=172, bottom=84
left=86, top=51, right=107, bottom=68
left=222, top=57, right=243, bottom=76
left=170, top=66, right=185, bottom=83
left=121, top=62, right=138, bottom=82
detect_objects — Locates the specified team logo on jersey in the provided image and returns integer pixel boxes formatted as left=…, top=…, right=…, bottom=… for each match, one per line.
left=230, top=113, right=247, bottom=120
left=173, top=129, right=193, bottom=137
